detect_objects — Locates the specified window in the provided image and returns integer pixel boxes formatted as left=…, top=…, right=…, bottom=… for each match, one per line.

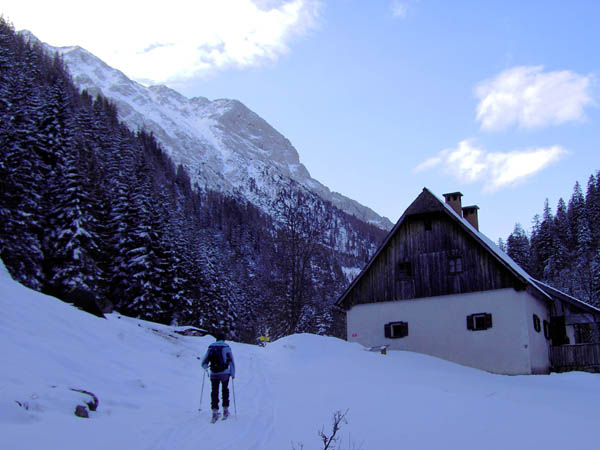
left=533, top=314, right=541, bottom=333
left=449, top=257, right=463, bottom=274
left=467, top=313, right=492, bottom=331
left=424, top=218, right=432, bottom=231
left=384, top=321, right=409, bottom=339
left=396, top=261, right=412, bottom=280
left=574, top=323, right=593, bottom=344
left=543, top=320, right=550, bottom=340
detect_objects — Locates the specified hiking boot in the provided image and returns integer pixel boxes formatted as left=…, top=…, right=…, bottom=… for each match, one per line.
left=223, top=408, right=230, bottom=419
left=211, top=409, right=220, bottom=423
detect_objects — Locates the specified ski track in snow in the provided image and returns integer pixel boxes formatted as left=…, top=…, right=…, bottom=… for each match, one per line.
left=241, top=350, right=277, bottom=450
left=3, top=261, right=600, bottom=450
left=141, top=345, right=276, bottom=450
left=209, top=347, right=277, bottom=450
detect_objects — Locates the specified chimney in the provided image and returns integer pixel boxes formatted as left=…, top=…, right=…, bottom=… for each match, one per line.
left=462, top=205, right=480, bottom=231
left=443, top=192, right=463, bottom=217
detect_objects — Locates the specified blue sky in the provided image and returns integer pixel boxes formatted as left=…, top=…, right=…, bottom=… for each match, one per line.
left=4, top=0, right=600, bottom=241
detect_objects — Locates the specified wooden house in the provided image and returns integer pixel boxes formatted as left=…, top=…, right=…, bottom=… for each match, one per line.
left=336, top=188, right=600, bottom=375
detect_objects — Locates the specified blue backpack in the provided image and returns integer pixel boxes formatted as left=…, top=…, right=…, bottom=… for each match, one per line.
left=207, top=345, right=228, bottom=373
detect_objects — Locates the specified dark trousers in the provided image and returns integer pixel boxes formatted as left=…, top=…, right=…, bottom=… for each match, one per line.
left=210, top=374, right=230, bottom=410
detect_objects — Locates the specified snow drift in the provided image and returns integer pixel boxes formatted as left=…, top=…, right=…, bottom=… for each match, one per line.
left=1, top=261, right=599, bottom=450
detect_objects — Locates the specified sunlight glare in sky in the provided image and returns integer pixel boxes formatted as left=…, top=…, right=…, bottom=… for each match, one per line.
left=3, top=0, right=321, bottom=84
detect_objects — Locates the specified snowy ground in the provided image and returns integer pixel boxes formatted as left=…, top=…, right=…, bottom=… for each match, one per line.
left=1, top=262, right=599, bottom=450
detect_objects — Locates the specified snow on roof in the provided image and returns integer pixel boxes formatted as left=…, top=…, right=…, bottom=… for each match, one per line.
left=532, top=279, right=600, bottom=315
left=438, top=195, right=552, bottom=300
left=439, top=195, right=600, bottom=315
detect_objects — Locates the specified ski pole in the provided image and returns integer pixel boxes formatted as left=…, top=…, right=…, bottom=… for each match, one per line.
left=232, top=377, right=237, bottom=419
left=199, top=369, right=207, bottom=411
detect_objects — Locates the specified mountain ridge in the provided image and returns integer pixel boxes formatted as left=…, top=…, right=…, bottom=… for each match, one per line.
left=30, top=34, right=392, bottom=230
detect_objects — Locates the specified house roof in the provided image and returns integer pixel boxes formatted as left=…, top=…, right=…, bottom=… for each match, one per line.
left=336, top=187, right=600, bottom=315
left=531, top=279, right=600, bottom=315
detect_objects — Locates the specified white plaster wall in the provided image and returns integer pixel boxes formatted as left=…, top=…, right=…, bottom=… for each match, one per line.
left=523, top=294, right=552, bottom=374
left=346, top=289, right=547, bottom=375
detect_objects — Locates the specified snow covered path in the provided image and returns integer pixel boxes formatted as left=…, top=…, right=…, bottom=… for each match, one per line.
left=2, top=262, right=600, bottom=450
left=141, top=343, right=276, bottom=450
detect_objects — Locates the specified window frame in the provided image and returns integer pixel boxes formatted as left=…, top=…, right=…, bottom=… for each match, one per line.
left=467, top=313, right=493, bottom=331
left=384, top=321, right=409, bottom=339
left=449, top=256, right=463, bottom=274
left=396, top=261, right=412, bottom=280
left=424, top=217, right=432, bottom=231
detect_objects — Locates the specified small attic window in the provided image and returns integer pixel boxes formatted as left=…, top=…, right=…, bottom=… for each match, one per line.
left=385, top=321, right=408, bottom=339
left=396, top=261, right=412, bottom=280
left=424, top=218, right=432, bottom=231
left=467, top=313, right=492, bottom=331
left=449, top=257, right=463, bottom=274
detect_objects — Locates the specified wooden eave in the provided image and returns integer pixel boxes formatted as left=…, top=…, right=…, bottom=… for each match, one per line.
left=336, top=187, right=550, bottom=309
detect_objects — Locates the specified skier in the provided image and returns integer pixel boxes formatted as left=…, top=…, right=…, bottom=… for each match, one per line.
left=201, top=332, right=236, bottom=422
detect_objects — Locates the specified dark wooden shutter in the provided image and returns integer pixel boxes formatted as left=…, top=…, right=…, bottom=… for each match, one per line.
left=543, top=320, right=550, bottom=340
left=533, top=314, right=541, bottom=332
left=401, top=322, right=409, bottom=337
left=384, top=323, right=391, bottom=338
left=485, top=313, right=493, bottom=329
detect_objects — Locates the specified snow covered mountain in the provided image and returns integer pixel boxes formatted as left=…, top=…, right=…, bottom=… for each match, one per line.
left=33, top=34, right=392, bottom=230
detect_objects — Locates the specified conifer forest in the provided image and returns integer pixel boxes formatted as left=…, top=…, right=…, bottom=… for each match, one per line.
left=503, top=175, right=600, bottom=307
left=0, top=19, right=386, bottom=343
left=2, top=16, right=599, bottom=345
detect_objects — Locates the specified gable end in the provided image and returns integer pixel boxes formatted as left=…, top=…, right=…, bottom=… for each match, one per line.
left=337, top=188, right=529, bottom=309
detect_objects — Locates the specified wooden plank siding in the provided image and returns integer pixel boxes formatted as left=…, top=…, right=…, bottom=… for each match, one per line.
left=343, top=212, right=521, bottom=308
left=551, top=344, right=600, bottom=373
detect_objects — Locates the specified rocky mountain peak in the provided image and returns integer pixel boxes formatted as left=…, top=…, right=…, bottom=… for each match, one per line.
left=34, top=34, right=392, bottom=230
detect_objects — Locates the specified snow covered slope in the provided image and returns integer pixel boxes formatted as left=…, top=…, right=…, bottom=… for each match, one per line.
left=2, top=261, right=599, bottom=450
left=30, top=34, right=391, bottom=230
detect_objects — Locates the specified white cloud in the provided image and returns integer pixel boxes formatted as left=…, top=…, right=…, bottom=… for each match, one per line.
left=3, top=0, right=322, bottom=84
left=475, top=66, right=593, bottom=131
left=391, top=1, right=409, bottom=19
left=414, top=139, right=568, bottom=192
